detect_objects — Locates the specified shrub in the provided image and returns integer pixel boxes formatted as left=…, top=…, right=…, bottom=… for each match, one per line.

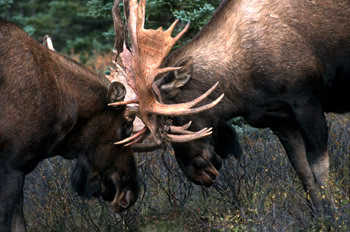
left=24, top=113, right=349, bottom=231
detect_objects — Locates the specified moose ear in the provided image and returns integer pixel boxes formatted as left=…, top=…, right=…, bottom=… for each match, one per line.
left=107, top=81, right=126, bottom=104
left=160, top=57, right=193, bottom=91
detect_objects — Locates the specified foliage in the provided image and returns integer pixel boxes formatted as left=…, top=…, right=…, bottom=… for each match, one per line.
left=1, top=0, right=220, bottom=57
left=24, top=112, right=350, bottom=231
left=0, top=0, right=12, bottom=14
left=143, top=0, right=220, bottom=46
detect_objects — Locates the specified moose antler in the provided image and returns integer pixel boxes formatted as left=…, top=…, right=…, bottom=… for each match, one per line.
left=110, top=0, right=224, bottom=147
left=42, top=35, right=55, bottom=51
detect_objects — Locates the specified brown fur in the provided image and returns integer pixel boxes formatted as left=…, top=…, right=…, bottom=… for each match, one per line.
left=0, top=20, right=139, bottom=231
left=159, top=0, right=349, bottom=216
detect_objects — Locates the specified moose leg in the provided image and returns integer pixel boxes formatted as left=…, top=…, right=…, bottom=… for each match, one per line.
left=292, top=106, right=332, bottom=215
left=0, top=169, right=26, bottom=232
left=273, top=121, right=324, bottom=215
left=11, top=189, right=26, bottom=232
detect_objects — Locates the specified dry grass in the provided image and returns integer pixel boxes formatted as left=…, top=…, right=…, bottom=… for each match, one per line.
left=23, top=112, right=349, bottom=232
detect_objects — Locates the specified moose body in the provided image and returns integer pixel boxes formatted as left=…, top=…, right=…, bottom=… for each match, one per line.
left=0, top=20, right=139, bottom=231
left=157, top=0, right=349, bottom=214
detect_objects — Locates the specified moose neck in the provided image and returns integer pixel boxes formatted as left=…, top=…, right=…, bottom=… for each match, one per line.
left=40, top=50, right=109, bottom=159
left=50, top=51, right=108, bottom=117
left=164, top=0, right=248, bottom=119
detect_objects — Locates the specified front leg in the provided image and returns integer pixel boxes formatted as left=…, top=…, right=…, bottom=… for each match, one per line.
left=292, top=103, right=332, bottom=215
left=273, top=121, right=324, bottom=215
left=11, top=189, right=26, bottom=232
left=0, top=169, right=26, bottom=232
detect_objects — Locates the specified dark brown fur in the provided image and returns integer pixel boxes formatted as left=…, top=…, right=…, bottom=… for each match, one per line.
left=0, top=20, right=139, bottom=231
left=159, top=0, right=350, bottom=215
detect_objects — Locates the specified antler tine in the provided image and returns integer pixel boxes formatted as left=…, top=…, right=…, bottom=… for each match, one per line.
left=153, top=93, right=224, bottom=116
left=114, top=127, right=147, bottom=145
left=166, top=127, right=213, bottom=143
left=109, top=99, right=138, bottom=106
left=42, top=35, right=55, bottom=51
left=166, top=19, right=180, bottom=35
left=112, top=0, right=124, bottom=54
left=172, top=22, right=190, bottom=43
left=168, top=121, right=192, bottom=132
left=150, top=82, right=224, bottom=116
left=127, top=0, right=144, bottom=50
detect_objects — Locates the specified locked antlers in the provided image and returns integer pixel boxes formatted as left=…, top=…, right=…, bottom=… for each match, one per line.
left=110, top=0, right=224, bottom=147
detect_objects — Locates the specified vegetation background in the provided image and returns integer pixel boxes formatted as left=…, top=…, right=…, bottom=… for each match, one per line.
left=1, top=0, right=349, bottom=231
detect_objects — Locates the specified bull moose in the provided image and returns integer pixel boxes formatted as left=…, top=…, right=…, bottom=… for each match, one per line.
left=0, top=19, right=140, bottom=232
left=113, top=0, right=349, bottom=216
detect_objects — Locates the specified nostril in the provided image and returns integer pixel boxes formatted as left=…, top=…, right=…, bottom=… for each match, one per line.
left=203, top=168, right=218, bottom=181
left=119, top=190, right=131, bottom=208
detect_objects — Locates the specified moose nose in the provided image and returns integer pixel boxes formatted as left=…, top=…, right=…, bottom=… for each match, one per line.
left=119, top=190, right=131, bottom=209
left=111, top=190, right=132, bottom=212
left=201, top=166, right=219, bottom=187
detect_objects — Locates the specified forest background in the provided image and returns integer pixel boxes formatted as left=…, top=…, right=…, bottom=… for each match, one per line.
left=1, top=0, right=218, bottom=59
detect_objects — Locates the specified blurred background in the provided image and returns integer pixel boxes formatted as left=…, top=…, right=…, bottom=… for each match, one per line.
left=0, top=0, right=218, bottom=62
left=1, top=0, right=349, bottom=231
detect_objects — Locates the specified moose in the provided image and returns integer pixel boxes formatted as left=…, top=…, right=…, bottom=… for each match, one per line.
left=112, top=0, right=350, bottom=216
left=0, top=19, right=140, bottom=232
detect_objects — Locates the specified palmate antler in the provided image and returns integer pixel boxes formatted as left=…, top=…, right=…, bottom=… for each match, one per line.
left=110, top=0, right=224, bottom=147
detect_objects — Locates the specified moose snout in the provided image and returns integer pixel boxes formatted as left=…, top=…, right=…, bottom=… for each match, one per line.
left=201, top=166, right=220, bottom=187
left=111, top=189, right=134, bottom=212
left=191, top=154, right=221, bottom=187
